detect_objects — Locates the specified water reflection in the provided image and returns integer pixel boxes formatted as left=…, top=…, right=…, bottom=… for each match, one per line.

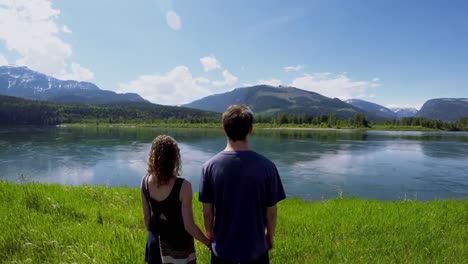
left=420, top=141, right=468, bottom=159
left=1, top=127, right=467, bottom=200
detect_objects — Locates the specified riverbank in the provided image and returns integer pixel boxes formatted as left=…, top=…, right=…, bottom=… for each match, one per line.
left=1, top=182, right=466, bottom=263
left=57, top=122, right=447, bottom=132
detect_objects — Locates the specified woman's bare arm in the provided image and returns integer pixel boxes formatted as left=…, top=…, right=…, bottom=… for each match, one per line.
left=140, top=177, right=151, bottom=230
left=180, top=180, right=211, bottom=246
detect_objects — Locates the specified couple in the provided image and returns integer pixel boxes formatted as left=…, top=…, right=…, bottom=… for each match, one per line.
left=141, top=105, right=286, bottom=264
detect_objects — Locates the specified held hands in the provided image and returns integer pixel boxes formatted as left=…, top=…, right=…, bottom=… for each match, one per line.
left=203, top=231, right=213, bottom=248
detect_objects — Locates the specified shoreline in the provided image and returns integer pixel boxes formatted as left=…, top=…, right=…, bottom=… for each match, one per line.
left=3, top=181, right=468, bottom=202
left=54, top=123, right=452, bottom=132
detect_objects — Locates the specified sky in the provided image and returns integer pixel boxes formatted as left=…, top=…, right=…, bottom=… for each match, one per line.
left=1, top=0, right=467, bottom=109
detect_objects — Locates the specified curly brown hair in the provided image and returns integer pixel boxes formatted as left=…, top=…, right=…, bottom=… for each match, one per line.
left=147, top=135, right=181, bottom=187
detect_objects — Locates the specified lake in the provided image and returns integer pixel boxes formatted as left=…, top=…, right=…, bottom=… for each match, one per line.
left=0, top=126, right=467, bottom=200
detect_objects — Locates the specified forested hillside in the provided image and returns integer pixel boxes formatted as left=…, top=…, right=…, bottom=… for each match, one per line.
left=0, top=95, right=219, bottom=125
left=417, top=98, right=468, bottom=121
left=185, top=85, right=370, bottom=119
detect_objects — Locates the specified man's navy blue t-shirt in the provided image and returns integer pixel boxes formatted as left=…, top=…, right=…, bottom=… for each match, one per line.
left=199, top=150, right=286, bottom=262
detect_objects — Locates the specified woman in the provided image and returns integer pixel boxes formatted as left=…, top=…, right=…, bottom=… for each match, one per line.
left=141, top=135, right=210, bottom=264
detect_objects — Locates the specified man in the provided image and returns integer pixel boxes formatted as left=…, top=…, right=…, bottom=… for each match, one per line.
left=199, top=105, right=286, bottom=264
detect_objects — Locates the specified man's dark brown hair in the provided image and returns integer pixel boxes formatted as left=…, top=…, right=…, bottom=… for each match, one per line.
left=222, top=105, right=254, bottom=141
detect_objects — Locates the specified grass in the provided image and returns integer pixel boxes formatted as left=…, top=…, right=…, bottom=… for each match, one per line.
left=0, top=182, right=467, bottom=263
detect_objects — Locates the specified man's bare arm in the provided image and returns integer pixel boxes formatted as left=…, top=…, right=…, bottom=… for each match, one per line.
left=265, top=205, right=277, bottom=249
left=202, top=203, right=214, bottom=240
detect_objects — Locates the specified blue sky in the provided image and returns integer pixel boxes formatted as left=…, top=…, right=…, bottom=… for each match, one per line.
left=1, top=0, right=467, bottom=108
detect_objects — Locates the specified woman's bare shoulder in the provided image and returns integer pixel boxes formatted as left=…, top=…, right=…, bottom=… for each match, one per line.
left=179, top=178, right=193, bottom=201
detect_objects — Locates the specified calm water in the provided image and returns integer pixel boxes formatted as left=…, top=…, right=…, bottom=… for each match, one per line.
left=1, top=126, right=467, bottom=200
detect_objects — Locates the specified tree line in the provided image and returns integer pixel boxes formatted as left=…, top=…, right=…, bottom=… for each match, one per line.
left=255, top=113, right=370, bottom=128
left=381, top=116, right=468, bottom=131
left=255, top=113, right=468, bottom=131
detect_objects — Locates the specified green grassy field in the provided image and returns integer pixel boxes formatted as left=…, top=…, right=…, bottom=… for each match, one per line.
left=0, top=182, right=467, bottom=263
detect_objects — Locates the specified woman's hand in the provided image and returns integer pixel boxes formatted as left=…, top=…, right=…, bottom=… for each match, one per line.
left=202, top=236, right=211, bottom=248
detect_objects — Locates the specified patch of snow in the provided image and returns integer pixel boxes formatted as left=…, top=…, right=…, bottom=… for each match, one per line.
left=47, top=77, right=52, bottom=90
left=22, top=75, right=34, bottom=82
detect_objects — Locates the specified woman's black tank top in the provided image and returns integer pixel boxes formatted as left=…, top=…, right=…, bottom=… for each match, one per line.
left=144, top=176, right=192, bottom=250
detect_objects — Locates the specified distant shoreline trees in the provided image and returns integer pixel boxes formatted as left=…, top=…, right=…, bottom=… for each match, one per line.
left=256, top=113, right=370, bottom=128
left=255, top=112, right=468, bottom=130
left=0, top=95, right=219, bottom=126
left=382, top=116, right=468, bottom=131
left=1, top=95, right=467, bottom=131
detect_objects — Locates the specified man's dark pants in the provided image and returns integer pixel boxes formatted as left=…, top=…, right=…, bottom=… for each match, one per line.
left=211, top=251, right=269, bottom=264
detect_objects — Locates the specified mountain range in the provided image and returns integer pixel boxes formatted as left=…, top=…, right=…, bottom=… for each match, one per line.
left=1, top=66, right=467, bottom=122
left=389, top=107, right=419, bottom=119
left=345, top=101, right=420, bottom=119
left=186, top=87, right=468, bottom=122
left=345, top=99, right=397, bottom=120
left=185, top=85, right=382, bottom=120
left=0, top=66, right=146, bottom=104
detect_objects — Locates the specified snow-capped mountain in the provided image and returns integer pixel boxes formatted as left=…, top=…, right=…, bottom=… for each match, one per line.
left=345, top=99, right=397, bottom=120
left=0, top=66, right=146, bottom=104
left=389, top=107, right=419, bottom=119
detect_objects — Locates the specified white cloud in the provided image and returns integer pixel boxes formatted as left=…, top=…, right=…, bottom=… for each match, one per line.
left=0, top=54, right=7, bottom=65
left=290, top=72, right=379, bottom=99
left=166, top=11, right=182, bottom=31
left=59, top=63, right=95, bottom=81
left=194, top=77, right=211, bottom=85
left=0, top=0, right=94, bottom=81
left=372, top=77, right=380, bottom=82
left=212, top=70, right=238, bottom=87
left=61, top=25, right=71, bottom=33
left=200, top=56, right=221, bottom=72
left=284, top=65, right=303, bottom=72
left=257, top=78, right=282, bottom=86
left=117, top=66, right=212, bottom=105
